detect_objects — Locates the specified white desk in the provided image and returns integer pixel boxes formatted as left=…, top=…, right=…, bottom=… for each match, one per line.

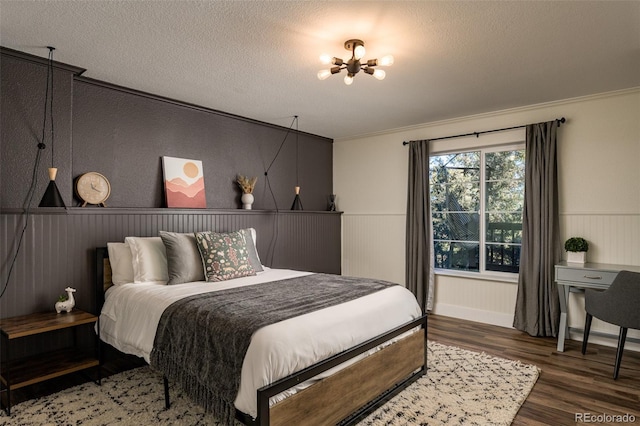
left=555, top=262, right=640, bottom=352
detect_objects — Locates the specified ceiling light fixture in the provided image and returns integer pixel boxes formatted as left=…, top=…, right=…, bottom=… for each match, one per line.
left=317, top=39, right=394, bottom=85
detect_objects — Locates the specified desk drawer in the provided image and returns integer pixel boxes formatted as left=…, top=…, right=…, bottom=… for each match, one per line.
left=556, top=267, right=618, bottom=285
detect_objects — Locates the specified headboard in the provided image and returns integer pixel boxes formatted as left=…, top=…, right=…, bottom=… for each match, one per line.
left=95, top=247, right=113, bottom=314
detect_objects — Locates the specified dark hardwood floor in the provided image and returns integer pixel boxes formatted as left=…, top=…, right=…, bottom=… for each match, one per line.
left=428, top=315, right=640, bottom=425
left=4, top=314, right=640, bottom=425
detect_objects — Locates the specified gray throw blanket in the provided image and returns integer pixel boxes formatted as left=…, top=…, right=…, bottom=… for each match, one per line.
left=150, top=273, right=395, bottom=425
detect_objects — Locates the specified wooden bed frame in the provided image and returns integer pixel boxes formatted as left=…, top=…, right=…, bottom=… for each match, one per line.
left=95, top=247, right=427, bottom=426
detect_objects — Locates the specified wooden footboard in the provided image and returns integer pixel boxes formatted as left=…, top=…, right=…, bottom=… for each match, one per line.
left=247, top=315, right=427, bottom=426
left=270, top=329, right=425, bottom=426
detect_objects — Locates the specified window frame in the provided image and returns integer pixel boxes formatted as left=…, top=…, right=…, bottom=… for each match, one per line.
left=430, top=141, right=525, bottom=283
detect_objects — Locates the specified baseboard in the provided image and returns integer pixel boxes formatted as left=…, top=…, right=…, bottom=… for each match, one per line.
left=431, top=303, right=640, bottom=353
left=432, top=303, right=514, bottom=329
left=568, top=329, right=640, bottom=353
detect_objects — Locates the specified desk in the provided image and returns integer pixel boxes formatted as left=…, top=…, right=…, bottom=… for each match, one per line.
left=555, top=262, right=640, bottom=352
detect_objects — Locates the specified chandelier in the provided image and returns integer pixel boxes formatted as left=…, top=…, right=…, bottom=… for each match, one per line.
left=317, top=39, right=394, bottom=85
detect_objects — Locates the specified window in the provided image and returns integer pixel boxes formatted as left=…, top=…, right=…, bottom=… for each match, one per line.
left=429, top=145, right=525, bottom=275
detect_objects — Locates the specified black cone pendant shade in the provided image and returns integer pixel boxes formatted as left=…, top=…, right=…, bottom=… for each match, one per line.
left=39, top=167, right=66, bottom=207
left=291, top=186, right=303, bottom=210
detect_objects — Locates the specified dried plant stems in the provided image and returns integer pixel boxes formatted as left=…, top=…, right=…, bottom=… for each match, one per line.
left=236, top=174, right=257, bottom=194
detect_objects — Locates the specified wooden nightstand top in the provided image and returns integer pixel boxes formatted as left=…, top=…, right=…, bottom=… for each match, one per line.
left=0, top=310, right=97, bottom=340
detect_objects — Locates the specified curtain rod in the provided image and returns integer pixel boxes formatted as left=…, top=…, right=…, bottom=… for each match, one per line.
left=402, top=117, right=565, bottom=146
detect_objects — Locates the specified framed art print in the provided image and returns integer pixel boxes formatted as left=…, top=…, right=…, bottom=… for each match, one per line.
left=162, top=156, right=206, bottom=208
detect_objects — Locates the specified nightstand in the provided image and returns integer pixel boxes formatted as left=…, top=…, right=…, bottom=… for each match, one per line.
left=0, top=309, right=101, bottom=415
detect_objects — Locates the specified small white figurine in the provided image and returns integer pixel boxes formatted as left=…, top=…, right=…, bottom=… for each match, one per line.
left=55, top=287, right=76, bottom=313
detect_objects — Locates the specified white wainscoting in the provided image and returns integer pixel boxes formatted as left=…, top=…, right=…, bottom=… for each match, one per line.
left=342, top=213, right=407, bottom=286
left=560, top=213, right=640, bottom=265
left=432, top=303, right=515, bottom=328
left=342, top=212, right=640, bottom=351
left=342, top=213, right=518, bottom=325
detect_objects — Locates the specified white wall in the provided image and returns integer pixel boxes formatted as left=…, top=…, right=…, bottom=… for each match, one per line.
left=334, top=88, right=640, bottom=348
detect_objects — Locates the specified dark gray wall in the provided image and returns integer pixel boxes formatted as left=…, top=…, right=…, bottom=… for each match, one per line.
left=1, top=47, right=333, bottom=211
left=0, top=47, right=340, bottom=330
left=71, top=79, right=333, bottom=210
left=1, top=49, right=81, bottom=209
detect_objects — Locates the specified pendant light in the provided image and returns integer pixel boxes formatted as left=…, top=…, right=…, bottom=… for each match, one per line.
left=290, top=116, right=303, bottom=210
left=39, top=46, right=66, bottom=208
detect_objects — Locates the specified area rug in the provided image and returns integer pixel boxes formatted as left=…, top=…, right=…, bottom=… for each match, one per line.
left=0, top=341, right=539, bottom=426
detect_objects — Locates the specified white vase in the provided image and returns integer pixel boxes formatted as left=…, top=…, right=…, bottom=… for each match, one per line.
left=241, top=193, right=254, bottom=209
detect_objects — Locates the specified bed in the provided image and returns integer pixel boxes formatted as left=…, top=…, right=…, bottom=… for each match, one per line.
left=95, top=230, right=427, bottom=426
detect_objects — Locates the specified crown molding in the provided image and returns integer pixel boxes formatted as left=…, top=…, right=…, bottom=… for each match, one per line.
left=336, top=87, right=640, bottom=142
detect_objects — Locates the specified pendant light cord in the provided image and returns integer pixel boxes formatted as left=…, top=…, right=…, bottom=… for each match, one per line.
left=49, top=47, right=55, bottom=168
left=264, top=115, right=298, bottom=211
left=262, top=115, right=298, bottom=267
left=295, top=116, right=299, bottom=187
left=40, top=47, right=55, bottom=166
left=1, top=47, right=55, bottom=300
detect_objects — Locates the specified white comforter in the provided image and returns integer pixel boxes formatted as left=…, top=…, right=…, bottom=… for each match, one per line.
left=99, top=268, right=422, bottom=418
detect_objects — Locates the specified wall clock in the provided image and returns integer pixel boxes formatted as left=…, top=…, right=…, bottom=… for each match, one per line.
left=75, top=172, right=111, bottom=207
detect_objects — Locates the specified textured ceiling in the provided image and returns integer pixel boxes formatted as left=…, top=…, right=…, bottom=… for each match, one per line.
left=1, top=1, right=639, bottom=140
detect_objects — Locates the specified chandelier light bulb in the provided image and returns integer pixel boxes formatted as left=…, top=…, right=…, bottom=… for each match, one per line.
left=373, top=69, right=386, bottom=80
left=317, top=69, right=332, bottom=80
left=319, top=54, right=332, bottom=65
left=319, top=39, right=391, bottom=83
left=379, top=55, right=394, bottom=67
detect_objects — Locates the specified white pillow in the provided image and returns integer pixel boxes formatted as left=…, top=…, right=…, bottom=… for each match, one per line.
left=106, top=242, right=135, bottom=286
left=125, top=236, right=169, bottom=284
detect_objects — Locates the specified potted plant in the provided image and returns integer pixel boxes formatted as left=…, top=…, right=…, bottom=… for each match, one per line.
left=564, top=237, right=589, bottom=263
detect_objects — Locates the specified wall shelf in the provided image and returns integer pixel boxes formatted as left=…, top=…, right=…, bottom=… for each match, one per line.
left=1, top=208, right=342, bottom=215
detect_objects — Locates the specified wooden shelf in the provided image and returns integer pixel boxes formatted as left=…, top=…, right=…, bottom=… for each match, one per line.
left=0, top=348, right=99, bottom=390
left=1, top=208, right=343, bottom=215
left=0, top=310, right=97, bottom=339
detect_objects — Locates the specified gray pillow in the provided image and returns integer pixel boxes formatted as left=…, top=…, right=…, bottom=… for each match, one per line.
left=239, top=228, right=264, bottom=272
left=159, top=231, right=205, bottom=285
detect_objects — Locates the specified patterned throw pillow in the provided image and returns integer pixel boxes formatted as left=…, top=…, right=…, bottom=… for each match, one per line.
left=195, top=230, right=256, bottom=282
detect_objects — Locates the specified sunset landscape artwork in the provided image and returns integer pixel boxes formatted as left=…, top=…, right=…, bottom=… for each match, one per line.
left=162, top=156, right=206, bottom=208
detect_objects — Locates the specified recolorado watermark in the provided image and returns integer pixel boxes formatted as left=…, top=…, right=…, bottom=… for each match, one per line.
left=575, top=412, right=636, bottom=423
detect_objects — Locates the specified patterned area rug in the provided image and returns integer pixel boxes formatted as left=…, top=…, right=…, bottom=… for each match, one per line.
left=0, top=341, right=539, bottom=426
